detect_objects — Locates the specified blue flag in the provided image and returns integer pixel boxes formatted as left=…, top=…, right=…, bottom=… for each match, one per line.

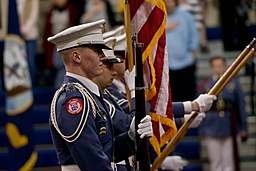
left=3, top=0, right=37, bottom=170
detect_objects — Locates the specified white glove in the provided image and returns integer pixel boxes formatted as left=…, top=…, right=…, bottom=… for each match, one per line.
left=194, top=94, right=217, bottom=112
left=137, top=115, right=153, bottom=139
left=124, top=66, right=135, bottom=91
left=160, top=156, right=185, bottom=171
left=128, top=115, right=153, bottom=141
left=184, top=112, right=206, bottom=128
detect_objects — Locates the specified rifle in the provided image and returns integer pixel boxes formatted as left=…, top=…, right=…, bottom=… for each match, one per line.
left=133, top=34, right=151, bottom=171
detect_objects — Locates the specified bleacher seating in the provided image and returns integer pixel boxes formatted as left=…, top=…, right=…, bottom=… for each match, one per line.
left=0, top=87, right=58, bottom=170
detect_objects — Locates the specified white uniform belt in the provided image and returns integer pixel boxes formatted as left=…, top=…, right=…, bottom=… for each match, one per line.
left=61, top=165, right=80, bottom=171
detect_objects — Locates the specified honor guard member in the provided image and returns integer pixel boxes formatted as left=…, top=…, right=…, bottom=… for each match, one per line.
left=48, top=19, right=153, bottom=171
left=105, top=33, right=130, bottom=113
left=101, top=36, right=135, bottom=118
left=103, top=27, right=129, bottom=113
left=93, top=36, right=152, bottom=143
left=92, top=37, right=135, bottom=171
left=92, top=36, right=135, bottom=136
left=92, top=37, right=153, bottom=170
left=197, top=56, right=248, bottom=171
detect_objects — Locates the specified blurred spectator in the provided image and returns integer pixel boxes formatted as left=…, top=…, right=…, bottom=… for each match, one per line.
left=80, top=0, right=118, bottom=30
left=219, top=0, right=252, bottom=51
left=43, top=0, right=79, bottom=87
left=165, top=0, right=200, bottom=102
left=68, top=0, right=86, bottom=21
left=178, top=0, right=209, bottom=53
left=16, top=0, right=39, bottom=86
left=197, top=56, right=248, bottom=171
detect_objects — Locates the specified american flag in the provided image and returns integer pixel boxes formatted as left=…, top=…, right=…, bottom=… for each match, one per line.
left=129, top=0, right=177, bottom=156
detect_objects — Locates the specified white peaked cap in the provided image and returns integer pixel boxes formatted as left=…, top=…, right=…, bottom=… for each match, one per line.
left=104, top=37, right=116, bottom=50
left=114, top=33, right=126, bottom=51
left=102, top=37, right=122, bottom=63
left=47, top=19, right=107, bottom=51
left=102, top=49, right=122, bottom=63
left=103, top=25, right=125, bottom=39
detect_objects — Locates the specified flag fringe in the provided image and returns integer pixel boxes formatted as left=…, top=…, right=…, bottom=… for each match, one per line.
left=150, top=112, right=177, bottom=156
left=150, top=135, right=161, bottom=156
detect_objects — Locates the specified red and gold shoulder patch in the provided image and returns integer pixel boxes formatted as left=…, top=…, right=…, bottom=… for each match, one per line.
left=66, top=98, right=83, bottom=115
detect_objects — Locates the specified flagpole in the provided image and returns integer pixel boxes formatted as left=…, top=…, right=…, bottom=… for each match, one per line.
left=151, top=38, right=256, bottom=170
left=212, top=40, right=256, bottom=95
left=124, top=0, right=134, bottom=71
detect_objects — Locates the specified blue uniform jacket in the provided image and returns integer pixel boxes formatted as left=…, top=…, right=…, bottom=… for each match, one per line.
left=172, top=102, right=186, bottom=127
left=198, top=76, right=248, bottom=137
left=49, top=76, right=135, bottom=171
left=102, top=90, right=134, bottom=137
left=103, top=89, right=151, bottom=137
left=107, top=84, right=130, bottom=114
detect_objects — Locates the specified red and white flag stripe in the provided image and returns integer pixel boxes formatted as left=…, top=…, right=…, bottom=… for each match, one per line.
left=130, top=0, right=177, bottom=156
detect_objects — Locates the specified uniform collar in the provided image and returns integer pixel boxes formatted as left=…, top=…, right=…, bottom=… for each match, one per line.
left=66, top=72, right=100, bottom=97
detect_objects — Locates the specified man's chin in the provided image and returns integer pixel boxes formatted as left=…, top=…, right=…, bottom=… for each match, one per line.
left=107, top=82, right=112, bottom=87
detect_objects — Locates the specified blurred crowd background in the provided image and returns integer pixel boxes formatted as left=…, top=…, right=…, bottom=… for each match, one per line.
left=0, top=0, right=255, bottom=88
left=0, top=0, right=256, bottom=170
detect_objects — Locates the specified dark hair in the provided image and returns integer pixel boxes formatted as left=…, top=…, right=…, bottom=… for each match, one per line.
left=114, top=50, right=126, bottom=60
left=209, top=56, right=226, bottom=65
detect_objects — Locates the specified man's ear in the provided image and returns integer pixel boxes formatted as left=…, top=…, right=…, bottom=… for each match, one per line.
left=72, top=51, right=81, bottom=63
